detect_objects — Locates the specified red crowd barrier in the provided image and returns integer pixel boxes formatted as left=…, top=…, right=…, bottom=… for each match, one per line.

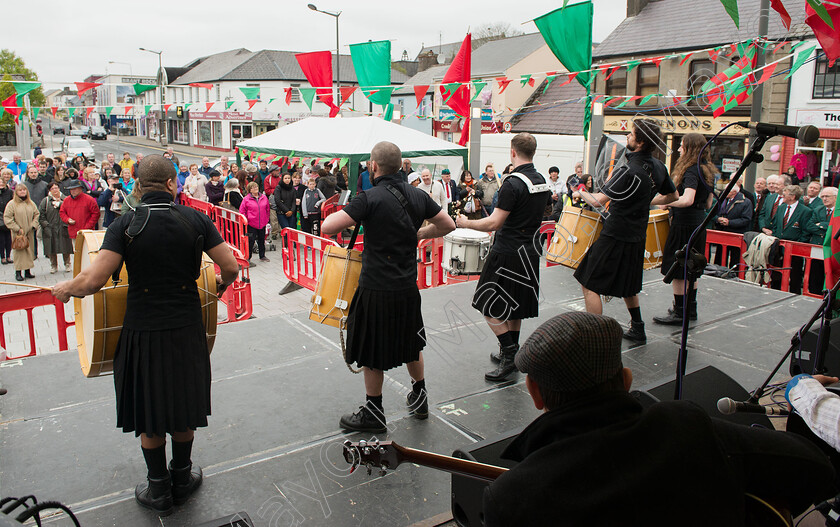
left=321, top=194, right=344, bottom=221
left=215, top=247, right=253, bottom=324
left=280, top=228, right=340, bottom=291
left=705, top=230, right=748, bottom=280
left=214, top=207, right=250, bottom=259
left=0, top=289, right=75, bottom=360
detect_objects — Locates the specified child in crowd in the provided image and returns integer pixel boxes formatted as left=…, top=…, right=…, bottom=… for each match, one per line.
left=300, top=178, right=325, bottom=235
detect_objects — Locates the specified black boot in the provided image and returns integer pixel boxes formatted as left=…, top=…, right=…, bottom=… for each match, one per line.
left=339, top=405, right=386, bottom=434
left=170, top=461, right=203, bottom=505
left=406, top=390, right=429, bottom=420
left=623, top=321, right=647, bottom=343
left=135, top=474, right=173, bottom=516
left=24, top=270, right=34, bottom=279
left=653, top=295, right=685, bottom=326
left=485, top=344, right=519, bottom=382
left=14, top=271, right=22, bottom=281
left=687, top=288, right=698, bottom=321
left=490, top=345, right=502, bottom=363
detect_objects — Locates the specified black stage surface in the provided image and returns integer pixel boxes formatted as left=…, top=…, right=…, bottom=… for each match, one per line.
left=0, top=265, right=820, bottom=526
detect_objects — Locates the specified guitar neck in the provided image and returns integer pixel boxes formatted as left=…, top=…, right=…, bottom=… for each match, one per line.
left=396, top=445, right=507, bottom=482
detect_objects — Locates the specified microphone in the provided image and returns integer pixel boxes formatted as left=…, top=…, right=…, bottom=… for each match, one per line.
left=716, top=397, right=789, bottom=416
left=735, top=121, right=820, bottom=144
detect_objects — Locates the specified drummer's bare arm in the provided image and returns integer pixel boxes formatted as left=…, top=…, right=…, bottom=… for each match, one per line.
left=206, top=242, right=239, bottom=295
left=321, top=210, right=355, bottom=236
left=650, top=190, right=679, bottom=206
left=418, top=209, right=456, bottom=240
left=456, top=207, right=510, bottom=231
left=661, top=188, right=696, bottom=208
left=51, top=249, right=123, bottom=303
left=572, top=190, right=609, bottom=209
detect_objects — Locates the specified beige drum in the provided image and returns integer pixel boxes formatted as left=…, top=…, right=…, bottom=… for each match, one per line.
left=546, top=208, right=604, bottom=269
left=74, top=230, right=218, bottom=378
left=310, top=245, right=363, bottom=329
left=442, top=228, right=491, bottom=275
left=644, top=209, right=671, bottom=270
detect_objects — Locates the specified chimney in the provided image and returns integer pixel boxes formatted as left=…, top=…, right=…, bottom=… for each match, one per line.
left=627, top=0, right=651, bottom=17
left=417, top=50, right=437, bottom=73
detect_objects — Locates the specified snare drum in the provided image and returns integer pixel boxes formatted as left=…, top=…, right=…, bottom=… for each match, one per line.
left=546, top=208, right=604, bottom=269
left=644, top=209, right=670, bottom=270
left=442, top=228, right=491, bottom=275
left=74, top=230, right=218, bottom=378
left=310, top=245, right=362, bottom=328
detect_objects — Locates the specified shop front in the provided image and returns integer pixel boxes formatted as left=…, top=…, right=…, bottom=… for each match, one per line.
left=188, top=111, right=252, bottom=152
left=167, top=108, right=190, bottom=145
left=782, top=110, right=840, bottom=186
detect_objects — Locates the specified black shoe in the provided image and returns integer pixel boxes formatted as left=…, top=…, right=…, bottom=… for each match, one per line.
left=339, top=405, right=386, bottom=434
left=485, top=344, right=519, bottom=382
left=663, top=305, right=697, bottom=321
left=653, top=304, right=686, bottom=325
left=623, top=321, right=647, bottom=343
left=15, top=271, right=23, bottom=282
left=406, top=390, right=429, bottom=420
left=135, top=474, right=173, bottom=516
left=0, top=388, right=7, bottom=395
left=169, top=461, right=203, bottom=505
left=24, top=270, right=34, bottom=279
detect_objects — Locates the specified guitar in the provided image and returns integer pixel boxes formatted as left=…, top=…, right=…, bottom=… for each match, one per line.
left=343, top=440, right=792, bottom=526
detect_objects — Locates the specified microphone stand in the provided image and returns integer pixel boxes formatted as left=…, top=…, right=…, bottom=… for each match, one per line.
left=664, top=134, right=771, bottom=400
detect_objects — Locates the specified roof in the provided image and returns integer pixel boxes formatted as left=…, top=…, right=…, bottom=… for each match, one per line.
left=510, top=78, right=587, bottom=135
left=417, top=40, right=468, bottom=62
left=393, top=65, right=450, bottom=95
left=594, top=0, right=813, bottom=59
left=472, top=33, right=549, bottom=77
left=170, top=48, right=408, bottom=85
left=43, top=89, right=60, bottom=97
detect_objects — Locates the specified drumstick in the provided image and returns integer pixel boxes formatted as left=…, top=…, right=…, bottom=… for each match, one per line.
left=0, top=281, right=54, bottom=290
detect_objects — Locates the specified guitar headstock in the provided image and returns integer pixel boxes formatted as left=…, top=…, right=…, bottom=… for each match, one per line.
left=343, top=439, right=403, bottom=477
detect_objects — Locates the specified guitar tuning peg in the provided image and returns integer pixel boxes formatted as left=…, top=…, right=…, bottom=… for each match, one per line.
left=359, top=440, right=367, bottom=448
left=378, top=447, right=387, bottom=455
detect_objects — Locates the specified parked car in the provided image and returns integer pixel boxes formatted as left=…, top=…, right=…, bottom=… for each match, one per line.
left=63, top=138, right=95, bottom=161
left=53, top=126, right=65, bottom=135
left=70, top=129, right=88, bottom=139
left=89, top=126, right=107, bottom=140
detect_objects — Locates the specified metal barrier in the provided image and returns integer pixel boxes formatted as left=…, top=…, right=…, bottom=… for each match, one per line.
left=280, top=228, right=340, bottom=291
left=0, top=289, right=75, bottom=360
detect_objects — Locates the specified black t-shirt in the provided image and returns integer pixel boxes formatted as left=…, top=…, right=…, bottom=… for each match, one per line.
left=100, top=191, right=225, bottom=330
left=343, top=173, right=440, bottom=290
left=494, top=163, right=550, bottom=255
left=600, top=152, right=676, bottom=242
left=671, top=166, right=710, bottom=225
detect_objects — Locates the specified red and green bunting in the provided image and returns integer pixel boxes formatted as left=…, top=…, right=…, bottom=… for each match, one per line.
left=699, top=43, right=757, bottom=117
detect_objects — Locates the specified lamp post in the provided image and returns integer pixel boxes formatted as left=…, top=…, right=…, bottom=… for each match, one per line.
left=307, top=4, right=342, bottom=108
left=108, top=61, right=134, bottom=77
left=139, top=47, right=164, bottom=145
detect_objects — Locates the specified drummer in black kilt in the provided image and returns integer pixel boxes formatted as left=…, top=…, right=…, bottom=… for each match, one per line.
left=456, top=133, right=551, bottom=382
left=572, top=119, right=677, bottom=343
left=52, top=155, right=239, bottom=516
left=652, top=132, right=715, bottom=326
left=321, top=141, right=455, bottom=433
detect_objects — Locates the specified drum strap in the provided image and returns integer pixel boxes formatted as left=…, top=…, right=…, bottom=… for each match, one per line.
left=385, top=185, right=418, bottom=234
left=506, top=172, right=551, bottom=195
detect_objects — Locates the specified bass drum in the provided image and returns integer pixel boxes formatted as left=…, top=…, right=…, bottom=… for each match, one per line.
left=73, top=230, right=218, bottom=378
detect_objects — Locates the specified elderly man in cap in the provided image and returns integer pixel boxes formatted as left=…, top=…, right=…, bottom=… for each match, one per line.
left=59, top=179, right=100, bottom=240
left=482, top=311, right=836, bottom=526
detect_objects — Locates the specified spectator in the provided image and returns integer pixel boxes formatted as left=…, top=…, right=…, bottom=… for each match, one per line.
left=398, top=159, right=414, bottom=182
left=166, top=146, right=180, bottom=167
left=805, top=181, right=825, bottom=217
left=711, top=183, right=753, bottom=269
left=440, top=168, right=458, bottom=217
left=98, top=173, right=126, bottom=228
left=102, top=153, right=121, bottom=178
left=240, top=182, right=270, bottom=264
left=131, top=153, right=144, bottom=177
left=184, top=164, right=208, bottom=201
left=274, top=172, right=297, bottom=236
left=812, top=186, right=837, bottom=244
left=59, top=180, right=100, bottom=241
left=263, top=165, right=281, bottom=198
left=224, top=163, right=240, bottom=186
left=336, top=165, right=348, bottom=191
left=476, top=164, right=501, bottom=215
left=300, top=178, right=326, bottom=235
left=566, top=161, right=583, bottom=198
left=0, top=176, right=13, bottom=264
left=751, top=176, right=769, bottom=232
left=317, top=169, right=337, bottom=199
left=70, top=153, right=88, bottom=172
left=257, top=159, right=270, bottom=183
left=60, top=167, right=79, bottom=195
left=198, top=157, right=213, bottom=177
left=177, top=163, right=190, bottom=189
left=222, top=178, right=243, bottom=211
left=119, top=166, right=135, bottom=194
left=23, top=165, right=48, bottom=259
left=80, top=165, right=105, bottom=201
left=244, top=163, right=262, bottom=192
left=7, top=152, right=27, bottom=182
left=546, top=166, right=565, bottom=203
left=38, top=182, right=73, bottom=273
left=37, top=161, right=51, bottom=184
left=408, top=173, right=421, bottom=187
left=120, top=185, right=141, bottom=215
left=786, top=165, right=800, bottom=186
left=765, top=185, right=818, bottom=294
left=482, top=311, right=836, bottom=526
left=205, top=170, right=225, bottom=205
left=357, top=162, right=373, bottom=194
left=458, top=170, right=483, bottom=220
left=416, top=169, right=447, bottom=210
left=292, top=172, right=304, bottom=227
left=118, top=152, right=134, bottom=174
left=219, top=156, right=231, bottom=180
left=572, top=174, right=594, bottom=209
left=4, top=183, right=39, bottom=281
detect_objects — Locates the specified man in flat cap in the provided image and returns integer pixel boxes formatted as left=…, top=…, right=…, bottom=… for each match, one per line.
left=482, top=311, right=836, bottom=526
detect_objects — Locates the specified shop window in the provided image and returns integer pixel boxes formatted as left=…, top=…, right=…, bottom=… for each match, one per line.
left=636, top=64, right=659, bottom=105
left=605, top=67, right=627, bottom=97
left=198, top=121, right=212, bottom=146
left=213, top=121, right=222, bottom=147
left=290, top=84, right=302, bottom=103
left=814, top=50, right=840, bottom=99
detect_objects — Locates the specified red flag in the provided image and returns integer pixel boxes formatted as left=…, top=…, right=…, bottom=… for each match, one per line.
left=771, top=41, right=788, bottom=54
left=604, top=66, right=621, bottom=81
left=205, top=102, right=214, bottom=112
left=246, top=99, right=259, bottom=110
left=50, top=107, right=57, bottom=118
left=749, top=63, right=778, bottom=88
left=189, top=83, right=214, bottom=89
left=1, top=95, right=22, bottom=122
left=496, top=77, right=512, bottom=94
left=295, top=51, right=340, bottom=117
left=125, top=105, right=133, bottom=114
left=708, top=48, right=722, bottom=61
left=527, top=76, right=535, bottom=87
left=339, top=86, right=356, bottom=106
left=770, top=0, right=792, bottom=30
left=85, top=107, right=94, bottom=120
left=441, top=34, right=471, bottom=146
left=164, top=104, right=172, bottom=112
left=556, top=72, right=579, bottom=88
left=806, top=2, right=840, bottom=67
left=679, top=53, right=694, bottom=66
left=413, top=85, right=429, bottom=108
left=75, top=82, right=102, bottom=95
left=284, top=87, right=293, bottom=105
left=643, top=56, right=663, bottom=67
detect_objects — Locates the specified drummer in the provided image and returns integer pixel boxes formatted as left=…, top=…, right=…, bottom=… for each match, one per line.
left=52, top=155, right=239, bottom=516
left=572, top=119, right=677, bottom=344
left=456, top=132, right=550, bottom=383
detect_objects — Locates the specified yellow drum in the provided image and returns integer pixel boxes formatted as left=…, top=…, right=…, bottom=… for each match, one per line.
left=644, top=209, right=671, bottom=270
left=73, top=230, right=218, bottom=378
left=546, top=208, right=604, bottom=269
left=310, top=245, right=362, bottom=328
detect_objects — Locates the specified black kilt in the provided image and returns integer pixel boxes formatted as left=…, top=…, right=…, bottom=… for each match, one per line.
left=471, top=250, right=541, bottom=320
left=345, top=286, right=426, bottom=371
left=661, top=222, right=706, bottom=276
left=114, top=322, right=212, bottom=437
left=574, top=235, right=645, bottom=298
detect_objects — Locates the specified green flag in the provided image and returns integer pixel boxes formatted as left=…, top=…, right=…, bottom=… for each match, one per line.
left=470, top=81, right=487, bottom=103
left=145, top=104, right=152, bottom=115
left=12, top=81, right=40, bottom=98
left=339, top=158, right=348, bottom=169
left=534, top=1, right=593, bottom=138
left=239, top=87, right=260, bottom=99
left=299, top=87, right=317, bottom=110
left=626, top=59, right=642, bottom=73
left=442, top=83, right=462, bottom=104
left=68, top=108, right=75, bottom=118
left=133, top=83, right=157, bottom=95
left=225, top=101, right=235, bottom=109
left=349, top=40, right=392, bottom=107
left=786, top=46, right=816, bottom=79
left=719, top=0, right=739, bottom=27
left=106, top=106, right=113, bottom=117
left=520, top=74, right=532, bottom=87
left=31, top=107, right=40, bottom=121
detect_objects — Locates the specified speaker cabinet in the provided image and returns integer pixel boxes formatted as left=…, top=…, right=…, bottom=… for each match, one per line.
left=789, top=317, right=840, bottom=377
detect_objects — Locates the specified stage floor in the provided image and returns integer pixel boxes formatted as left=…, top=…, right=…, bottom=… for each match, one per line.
left=0, top=265, right=819, bottom=526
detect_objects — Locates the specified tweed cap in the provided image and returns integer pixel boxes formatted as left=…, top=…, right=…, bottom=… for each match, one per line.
left=515, top=312, right=623, bottom=392
left=64, top=179, right=83, bottom=190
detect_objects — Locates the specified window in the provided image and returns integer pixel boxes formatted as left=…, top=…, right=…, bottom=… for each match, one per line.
left=198, top=121, right=212, bottom=146
left=605, top=67, right=627, bottom=96
left=814, top=50, right=840, bottom=99
left=687, top=59, right=715, bottom=96
left=215, top=84, right=221, bottom=102
left=213, top=121, right=222, bottom=146
left=290, top=83, right=301, bottom=103
left=636, top=64, right=659, bottom=105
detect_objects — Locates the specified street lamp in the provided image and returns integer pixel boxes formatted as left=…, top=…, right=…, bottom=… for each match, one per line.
left=139, top=47, right=165, bottom=145
left=108, top=61, right=134, bottom=76
left=307, top=4, right=342, bottom=108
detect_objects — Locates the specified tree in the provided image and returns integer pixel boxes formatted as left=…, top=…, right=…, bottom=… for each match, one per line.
left=0, top=49, right=45, bottom=137
left=472, top=22, right=525, bottom=49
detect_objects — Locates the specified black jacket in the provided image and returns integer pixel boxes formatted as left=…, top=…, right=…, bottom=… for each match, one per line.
left=713, top=192, right=753, bottom=233
left=317, top=175, right=337, bottom=199
left=483, top=391, right=835, bottom=527
left=0, top=187, right=13, bottom=230
left=273, top=181, right=298, bottom=216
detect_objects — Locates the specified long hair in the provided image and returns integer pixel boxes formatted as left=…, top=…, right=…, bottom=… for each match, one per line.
left=671, top=133, right=717, bottom=188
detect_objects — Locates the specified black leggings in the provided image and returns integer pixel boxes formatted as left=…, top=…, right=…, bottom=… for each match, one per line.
left=0, top=229, right=11, bottom=258
left=247, top=226, right=266, bottom=259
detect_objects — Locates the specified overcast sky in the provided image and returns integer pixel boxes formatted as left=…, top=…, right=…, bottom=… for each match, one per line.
left=6, top=0, right=627, bottom=87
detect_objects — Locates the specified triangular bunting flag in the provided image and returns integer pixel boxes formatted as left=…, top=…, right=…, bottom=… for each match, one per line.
left=542, top=75, right=557, bottom=94
left=708, top=48, right=722, bottom=61
left=189, top=83, right=214, bottom=89
left=497, top=77, right=513, bottom=93
left=284, top=87, right=293, bottom=105
left=246, top=99, right=259, bottom=110
left=31, top=107, right=40, bottom=121
left=441, top=82, right=462, bottom=104
left=771, top=41, right=788, bottom=54
left=75, top=82, right=102, bottom=95
left=679, top=53, right=694, bottom=66
left=719, top=0, right=740, bottom=27
left=638, top=93, right=660, bottom=105
left=643, top=56, right=664, bottom=67
left=471, top=81, right=487, bottom=103
left=786, top=46, right=816, bottom=79
left=133, top=83, right=157, bottom=95
left=85, top=107, right=94, bottom=120
left=750, top=63, right=778, bottom=88
left=604, top=66, right=621, bottom=81
left=50, top=107, right=57, bottom=118
left=164, top=104, right=172, bottom=112
left=414, top=85, right=429, bottom=107
left=68, top=108, right=75, bottom=118
left=339, top=158, right=348, bottom=169
left=626, top=60, right=642, bottom=72
left=106, top=106, right=113, bottom=117
left=299, top=87, right=317, bottom=110
left=602, top=96, right=618, bottom=107
left=268, top=98, right=276, bottom=104
left=206, top=102, right=214, bottom=112
left=145, top=104, right=152, bottom=115
left=339, top=86, right=357, bottom=105
left=225, top=101, right=234, bottom=109
left=124, top=106, right=133, bottom=114
left=556, top=73, right=579, bottom=89
left=239, top=87, right=260, bottom=100
left=520, top=74, right=533, bottom=87
left=616, top=95, right=642, bottom=108
left=12, top=81, right=40, bottom=98
left=186, top=103, right=195, bottom=110
left=770, top=0, right=792, bottom=29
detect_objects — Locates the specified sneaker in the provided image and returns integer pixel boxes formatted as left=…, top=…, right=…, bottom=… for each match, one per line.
left=339, top=405, right=386, bottom=434
left=406, top=390, right=429, bottom=420
left=50, top=266, right=57, bottom=274
left=259, top=257, right=270, bottom=262
left=65, top=264, right=72, bottom=273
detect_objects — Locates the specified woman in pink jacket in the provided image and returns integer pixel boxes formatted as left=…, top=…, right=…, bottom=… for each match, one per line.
left=239, top=181, right=270, bottom=263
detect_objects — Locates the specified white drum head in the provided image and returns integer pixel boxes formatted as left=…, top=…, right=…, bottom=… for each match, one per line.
left=445, top=228, right=490, bottom=243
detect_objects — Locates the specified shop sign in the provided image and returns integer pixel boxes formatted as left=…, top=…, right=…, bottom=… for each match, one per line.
left=721, top=157, right=742, bottom=173
left=439, top=108, right=493, bottom=121
left=188, top=111, right=252, bottom=120
left=795, top=110, right=840, bottom=130
left=433, top=120, right=498, bottom=133
left=604, top=116, right=749, bottom=136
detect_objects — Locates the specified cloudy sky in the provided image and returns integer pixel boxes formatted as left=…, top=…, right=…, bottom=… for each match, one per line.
left=5, top=0, right=627, bottom=87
